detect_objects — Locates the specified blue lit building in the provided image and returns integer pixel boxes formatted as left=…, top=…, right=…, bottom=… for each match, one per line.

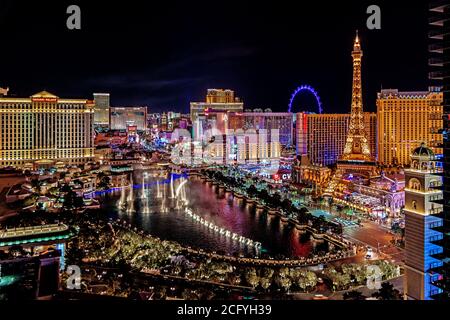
left=404, top=144, right=444, bottom=299
left=428, top=0, right=450, bottom=300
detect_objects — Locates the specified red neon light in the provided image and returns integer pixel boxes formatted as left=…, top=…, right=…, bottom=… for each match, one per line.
left=32, top=98, right=57, bottom=102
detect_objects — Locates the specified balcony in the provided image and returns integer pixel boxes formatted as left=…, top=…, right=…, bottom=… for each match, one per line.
left=429, top=15, right=446, bottom=26
left=430, top=238, right=445, bottom=247
left=429, top=181, right=444, bottom=189
left=430, top=225, right=446, bottom=233
left=429, top=57, right=444, bottom=67
left=429, top=263, right=445, bottom=274
left=430, top=71, right=445, bottom=80
left=428, top=205, right=444, bottom=214
left=431, top=279, right=449, bottom=292
left=430, top=0, right=450, bottom=12
left=429, top=43, right=444, bottom=54
left=430, top=198, right=445, bottom=205
left=429, top=252, right=447, bottom=260
left=430, top=265, right=450, bottom=295
left=430, top=210, right=445, bottom=219
left=429, top=29, right=444, bottom=40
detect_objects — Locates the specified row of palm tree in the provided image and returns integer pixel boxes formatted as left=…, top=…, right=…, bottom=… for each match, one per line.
left=323, top=260, right=401, bottom=292
left=343, top=282, right=403, bottom=300
left=204, top=168, right=344, bottom=235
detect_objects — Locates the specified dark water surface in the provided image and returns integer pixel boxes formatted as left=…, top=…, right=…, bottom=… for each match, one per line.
left=98, top=173, right=329, bottom=257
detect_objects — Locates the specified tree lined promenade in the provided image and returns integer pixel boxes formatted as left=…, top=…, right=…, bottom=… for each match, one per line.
left=199, top=168, right=354, bottom=252
left=185, top=247, right=353, bottom=268
left=108, top=220, right=354, bottom=268
left=68, top=218, right=400, bottom=296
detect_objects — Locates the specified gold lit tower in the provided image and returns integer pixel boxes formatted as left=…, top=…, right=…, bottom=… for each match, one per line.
left=342, top=31, right=372, bottom=161
left=324, top=32, right=377, bottom=197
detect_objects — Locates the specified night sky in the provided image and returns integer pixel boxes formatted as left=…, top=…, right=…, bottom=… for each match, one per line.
left=0, top=0, right=429, bottom=113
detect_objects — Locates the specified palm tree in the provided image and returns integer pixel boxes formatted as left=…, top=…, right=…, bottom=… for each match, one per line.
left=258, top=189, right=270, bottom=204
left=277, top=276, right=292, bottom=293
left=247, top=185, right=257, bottom=198
left=30, top=178, right=42, bottom=194
left=343, top=290, right=366, bottom=300
left=181, top=289, right=199, bottom=300
left=98, top=175, right=111, bottom=190
left=281, top=198, right=292, bottom=213
left=259, top=277, right=272, bottom=292
left=371, top=282, right=402, bottom=300
left=63, top=190, right=84, bottom=210
left=245, top=268, right=260, bottom=289
left=260, top=268, right=275, bottom=279
left=270, top=193, right=282, bottom=208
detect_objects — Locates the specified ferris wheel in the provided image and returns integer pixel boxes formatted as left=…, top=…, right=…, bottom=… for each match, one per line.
left=288, top=85, right=323, bottom=114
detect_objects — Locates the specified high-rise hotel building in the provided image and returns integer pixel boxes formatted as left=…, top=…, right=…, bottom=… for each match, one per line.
left=110, top=107, right=148, bottom=132
left=377, top=89, right=443, bottom=166
left=404, top=144, right=445, bottom=300
left=403, top=0, right=449, bottom=301
left=427, top=0, right=450, bottom=300
left=296, top=112, right=377, bottom=166
left=204, top=129, right=281, bottom=166
left=0, top=87, right=9, bottom=97
left=93, top=93, right=110, bottom=128
left=191, top=89, right=244, bottom=140
left=228, top=111, right=294, bottom=147
left=0, top=91, right=95, bottom=168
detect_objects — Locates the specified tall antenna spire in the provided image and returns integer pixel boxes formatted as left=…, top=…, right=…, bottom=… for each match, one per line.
left=353, top=30, right=361, bottom=51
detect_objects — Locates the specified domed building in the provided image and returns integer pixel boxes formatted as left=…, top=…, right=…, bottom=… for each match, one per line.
left=404, top=143, right=444, bottom=300
left=410, top=143, right=440, bottom=173
left=412, top=143, right=435, bottom=158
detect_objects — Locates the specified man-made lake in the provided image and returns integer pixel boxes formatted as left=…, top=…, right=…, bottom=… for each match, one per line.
left=98, top=172, right=330, bottom=258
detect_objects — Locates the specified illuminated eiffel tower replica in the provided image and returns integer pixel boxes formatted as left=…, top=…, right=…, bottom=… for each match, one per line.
left=324, top=31, right=378, bottom=197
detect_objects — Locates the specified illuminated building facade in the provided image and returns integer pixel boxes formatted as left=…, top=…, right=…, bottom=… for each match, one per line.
left=161, top=112, right=168, bottom=131
left=192, top=111, right=230, bottom=144
left=110, top=107, right=148, bottom=132
left=206, top=89, right=236, bottom=103
left=338, top=32, right=376, bottom=166
left=296, top=112, right=376, bottom=166
left=427, top=0, right=450, bottom=300
left=404, top=144, right=444, bottom=300
left=93, top=93, right=110, bottom=128
left=351, top=172, right=405, bottom=219
left=324, top=32, right=378, bottom=198
left=292, top=155, right=332, bottom=191
left=228, top=111, right=294, bottom=147
left=0, top=249, right=61, bottom=299
left=0, top=87, right=9, bottom=97
left=190, top=89, right=243, bottom=139
left=234, top=129, right=281, bottom=165
left=377, top=89, right=443, bottom=166
left=164, top=112, right=181, bottom=131
left=203, top=129, right=281, bottom=166
left=0, top=91, right=94, bottom=168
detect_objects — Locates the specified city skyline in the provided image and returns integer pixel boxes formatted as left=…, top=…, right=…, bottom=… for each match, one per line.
left=0, top=0, right=449, bottom=306
left=0, top=0, right=429, bottom=113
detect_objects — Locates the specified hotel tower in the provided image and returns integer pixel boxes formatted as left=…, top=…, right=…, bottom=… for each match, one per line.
left=0, top=91, right=95, bottom=168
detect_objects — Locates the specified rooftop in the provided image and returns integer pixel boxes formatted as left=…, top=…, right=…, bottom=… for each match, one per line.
left=378, top=89, right=433, bottom=99
left=411, top=143, right=435, bottom=159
